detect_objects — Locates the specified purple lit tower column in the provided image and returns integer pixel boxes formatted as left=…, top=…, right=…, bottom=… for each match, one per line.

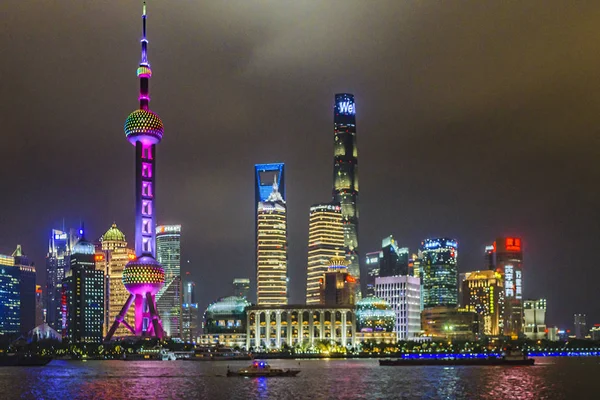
left=106, top=2, right=165, bottom=340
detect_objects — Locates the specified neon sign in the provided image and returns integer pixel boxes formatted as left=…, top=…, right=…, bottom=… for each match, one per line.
left=54, top=233, right=67, bottom=240
left=505, top=265, right=514, bottom=297
left=515, top=270, right=522, bottom=299
left=505, top=237, right=521, bottom=252
left=338, top=101, right=355, bottom=115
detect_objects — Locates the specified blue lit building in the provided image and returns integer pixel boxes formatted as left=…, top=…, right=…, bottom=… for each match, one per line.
left=0, top=255, right=20, bottom=336
left=421, top=238, right=458, bottom=308
left=255, top=163, right=285, bottom=205
left=62, top=237, right=105, bottom=343
left=13, top=245, right=37, bottom=334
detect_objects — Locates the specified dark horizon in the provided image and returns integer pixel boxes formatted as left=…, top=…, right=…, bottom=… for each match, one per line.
left=1, top=1, right=599, bottom=330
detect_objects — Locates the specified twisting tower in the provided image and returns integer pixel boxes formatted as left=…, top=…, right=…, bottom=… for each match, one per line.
left=106, top=2, right=165, bottom=340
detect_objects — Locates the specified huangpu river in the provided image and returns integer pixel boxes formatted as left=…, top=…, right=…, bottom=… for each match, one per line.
left=0, top=357, right=598, bottom=399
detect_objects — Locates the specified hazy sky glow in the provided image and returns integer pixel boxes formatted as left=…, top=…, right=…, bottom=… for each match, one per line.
left=1, top=1, right=599, bottom=328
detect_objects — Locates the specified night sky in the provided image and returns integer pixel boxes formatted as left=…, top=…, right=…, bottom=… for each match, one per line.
left=1, top=1, right=599, bottom=329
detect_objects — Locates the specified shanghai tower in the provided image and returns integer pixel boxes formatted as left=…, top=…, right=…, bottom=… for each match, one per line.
left=332, top=94, right=360, bottom=284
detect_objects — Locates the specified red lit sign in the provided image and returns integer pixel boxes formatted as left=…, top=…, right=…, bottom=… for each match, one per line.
left=505, top=237, right=521, bottom=252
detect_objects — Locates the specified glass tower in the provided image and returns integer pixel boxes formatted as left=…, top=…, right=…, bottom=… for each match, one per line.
left=256, top=180, right=288, bottom=305
left=306, top=203, right=345, bottom=304
left=156, top=225, right=182, bottom=338
left=332, top=94, right=360, bottom=283
left=421, top=238, right=458, bottom=308
left=0, top=255, right=20, bottom=336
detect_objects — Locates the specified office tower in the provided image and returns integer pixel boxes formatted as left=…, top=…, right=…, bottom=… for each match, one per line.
left=35, top=285, right=44, bottom=327
left=574, top=314, right=587, bottom=339
left=421, top=238, right=458, bottom=308
left=364, top=251, right=381, bottom=297
left=523, top=299, right=546, bottom=340
left=106, top=3, right=165, bottom=340
left=182, top=280, right=199, bottom=343
left=101, top=223, right=135, bottom=338
left=484, top=245, right=495, bottom=270
left=45, top=228, right=80, bottom=330
left=379, top=236, right=409, bottom=277
left=461, top=270, right=504, bottom=336
left=12, top=245, right=36, bottom=334
left=62, top=237, right=105, bottom=343
left=233, top=278, right=250, bottom=299
left=494, top=237, right=523, bottom=337
left=156, top=225, right=182, bottom=338
left=375, top=275, right=421, bottom=341
left=256, top=177, right=288, bottom=305
left=320, top=257, right=357, bottom=306
left=0, top=254, right=20, bottom=336
left=332, top=93, right=360, bottom=282
left=411, top=253, right=422, bottom=278
left=306, top=203, right=345, bottom=304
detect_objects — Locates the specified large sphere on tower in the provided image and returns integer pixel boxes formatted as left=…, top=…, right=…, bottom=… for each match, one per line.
left=124, top=109, right=164, bottom=145
left=122, top=256, right=165, bottom=295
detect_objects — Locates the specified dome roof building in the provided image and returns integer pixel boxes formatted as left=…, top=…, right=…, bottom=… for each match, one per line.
left=203, top=296, right=251, bottom=334
left=101, top=223, right=127, bottom=251
left=72, top=238, right=96, bottom=256
left=355, top=296, right=396, bottom=333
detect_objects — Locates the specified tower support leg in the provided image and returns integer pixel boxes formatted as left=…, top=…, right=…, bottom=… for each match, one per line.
left=146, top=292, right=163, bottom=339
left=105, top=294, right=135, bottom=341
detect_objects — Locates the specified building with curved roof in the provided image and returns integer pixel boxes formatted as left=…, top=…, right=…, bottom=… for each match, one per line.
left=204, top=296, right=251, bottom=334
left=355, top=296, right=395, bottom=333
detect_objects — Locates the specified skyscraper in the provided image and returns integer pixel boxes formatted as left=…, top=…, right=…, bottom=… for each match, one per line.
left=182, top=280, right=199, bottom=343
left=0, top=254, right=20, bottom=336
left=156, top=225, right=182, bottom=338
left=306, top=203, right=345, bottom=304
left=379, top=236, right=409, bottom=277
left=62, top=237, right=105, bottom=343
left=332, top=93, right=360, bottom=282
left=574, top=314, right=587, bottom=339
left=320, top=257, right=357, bottom=306
left=421, top=238, right=458, bottom=308
left=493, top=237, right=523, bottom=337
left=106, top=3, right=165, bottom=340
left=461, top=270, right=504, bottom=336
left=13, top=245, right=36, bottom=334
left=100, top=223, right=135, bottom=338
left=232, top=278, right=250, bottom=299
left=45, top=227, right=80, bottom=331
left=523, top=299, right=546, bottom=340
left=256, top=178, right=288, bottom=305
left=364, top=251, right=381, bottom=297
left=375, top=275, right=421, bottom=341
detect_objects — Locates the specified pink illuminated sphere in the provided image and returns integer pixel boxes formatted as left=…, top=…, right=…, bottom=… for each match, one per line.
left=124, top=109, right=164, bottom=145
left=122, top=256, right=165, bottom=295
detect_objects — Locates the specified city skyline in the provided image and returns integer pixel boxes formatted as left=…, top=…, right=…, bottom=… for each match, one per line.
left=1, top=1, right=598, bottom=329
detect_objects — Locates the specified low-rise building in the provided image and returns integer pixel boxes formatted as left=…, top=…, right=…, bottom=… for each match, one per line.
left=421, top=306, right=478, bottom=341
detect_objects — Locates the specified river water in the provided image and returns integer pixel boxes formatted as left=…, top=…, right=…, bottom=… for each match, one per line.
left=0, top=357, right=598, bottom=399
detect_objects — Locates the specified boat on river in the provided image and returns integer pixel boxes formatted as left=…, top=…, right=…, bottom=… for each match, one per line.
left=0, top=353, right=53, bottom=367
left=380, top=350, right=535, bottom=366
left=227, top=360, right=300, bottom=377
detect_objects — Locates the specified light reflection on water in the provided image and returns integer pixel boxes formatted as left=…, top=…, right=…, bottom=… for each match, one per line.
left=1, top=357, right=598, bottom=399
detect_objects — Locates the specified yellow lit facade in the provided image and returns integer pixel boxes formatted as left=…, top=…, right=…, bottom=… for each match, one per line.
left=100, top=223, right=135, bottom=338
left=256, top=182, right=288, bottom=306
left=306, top=203, right=344, bottom=304
left=461, top=270, right=504, bottom=336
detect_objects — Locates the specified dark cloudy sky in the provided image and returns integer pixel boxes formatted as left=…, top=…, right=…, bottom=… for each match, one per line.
left=1, top=1, right=599, bottom=329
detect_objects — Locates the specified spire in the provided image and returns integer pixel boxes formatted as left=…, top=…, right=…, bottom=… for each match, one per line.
left=12, top=245, right=22, bottom=257
left=141, top=2, right=148, bottom=65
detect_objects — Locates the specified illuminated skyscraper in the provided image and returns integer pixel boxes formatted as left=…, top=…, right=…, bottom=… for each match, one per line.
left=523, top=299, right=546, bottom=340
left=0, top=254, right=20, bottom=336
left=375, top=275, right=421, bottom=341
left=106, top=3, right=165, bottom=340
left=156, top=225, right=182, bottom=338
left=461, top=270, right=504, bottom=336
left=45, top=227, right=81, bottom=330
left=332, top=93, right=360, bottom=282
left=379, top=236, right=409, bottom=277
left=364, top=251, right=380, bottom=297
left=306, top=203, right=344, bottom=304
left=233, top=278, right=250, bottom=299
left=493, top=237, right=523, bottom=337
left=63, top=237, right=105, bottom=343
left=100, top=223, right=135, bottom=338
left=320, top=257, right=357, bottom=306
left=256, top=179, right=288, bottom=305
left=13, top=245, right=36, bottom=334
left=421, top=238, right=458, bottom=308
left=182, top=280, right=199, bottom=343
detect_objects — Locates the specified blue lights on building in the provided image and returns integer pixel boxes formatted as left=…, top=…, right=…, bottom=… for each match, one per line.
left=0, top=258, right=21, bottom=336
left=255, top=163, right=285, bottom=203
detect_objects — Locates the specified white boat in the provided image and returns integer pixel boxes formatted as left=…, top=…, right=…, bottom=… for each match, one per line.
left=160, top=349, right=177, bottom=361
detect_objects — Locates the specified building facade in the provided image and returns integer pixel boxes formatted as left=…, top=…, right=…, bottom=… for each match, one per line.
left=461, top=270, right=504, bottom=336
left=156, top=224, right=182, bottom=338
left=421, top=238, right=458, bottom=308
left=100, top=224, right=135, bottom=338
left=523, top=299, right=546, bottom=340
left=256, top=179, right=288, bottom=305
left=0, top=255, right=20, bottom=336
left=306, top=203, right=345, bottom=304
left=13, top=245, right=36, bottom=334
left=320, top=258, right=357, bottom=306
left=364, top=251, right=380, bottom=297
left=63, top=238, right=105, bottom=343
left=246, top=304, right=356, bottom=350
left=379, top=236, right=409, bottom=277
left=232, top=278, right=250, bottom=299
left=182, top=281, right=199, bottom=343
left=332, top=93, right=360, bottom=282
left=375, top=276, right=421, bottom=341
left=421, top=306, right=478, bottom=341
left=493, top=237, right=524, bottom=337
left=574, top=314, right=587, bottom=339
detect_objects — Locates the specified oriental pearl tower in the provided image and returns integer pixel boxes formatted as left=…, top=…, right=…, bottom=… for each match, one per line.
left=106, top=2, right=165, bottom=340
